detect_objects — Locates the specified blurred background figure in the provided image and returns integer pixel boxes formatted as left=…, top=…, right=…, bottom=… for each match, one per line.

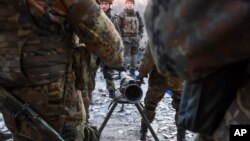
left=116, top=0, right=144, bottom=78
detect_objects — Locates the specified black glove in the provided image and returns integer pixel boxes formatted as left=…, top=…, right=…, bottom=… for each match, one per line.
left=136, top=75, right=145, bottom=85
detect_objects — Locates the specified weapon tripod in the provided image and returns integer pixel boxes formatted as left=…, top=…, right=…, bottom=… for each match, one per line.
left=99, top=94, right=159, bottom=141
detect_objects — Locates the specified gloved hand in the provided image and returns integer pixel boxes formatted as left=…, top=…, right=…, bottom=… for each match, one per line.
left=136, top=75, right=145, bottom=85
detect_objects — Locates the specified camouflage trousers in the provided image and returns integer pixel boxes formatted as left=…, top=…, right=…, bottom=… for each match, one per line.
left=143, top=67, right=184, bottom=123
left=102, top=65, right=115, bottom=92
left=81, top=55, right=99, bottom=120
left=123, top=40, right=140, bottom=70
left=1, top=79, right=93, bottom=141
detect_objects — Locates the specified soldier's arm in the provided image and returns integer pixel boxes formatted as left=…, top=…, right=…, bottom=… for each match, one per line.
left=112, top=15, right=122, bottom=36
left=115, top=12, right=125, bottom=36
left=63, top=0, right=124, bottom=68
left=136, top=11, right=144, bottom=38
left=138, top=41, right=154, bottom=78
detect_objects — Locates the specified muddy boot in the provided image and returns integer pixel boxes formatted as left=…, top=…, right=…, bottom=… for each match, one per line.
left=108, top=89, right=116, bottom=98
left=139, top=109, right=156, bottom=141
left=139, top=121, right=147, bottom=141
left=177, top=127, right=186, bottom=141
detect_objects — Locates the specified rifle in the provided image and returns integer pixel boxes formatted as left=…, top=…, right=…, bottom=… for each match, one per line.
left=0, top=87, right=64, bottom=141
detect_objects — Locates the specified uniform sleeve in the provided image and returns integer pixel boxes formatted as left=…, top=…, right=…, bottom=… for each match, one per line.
left=137, top=12, right=144, bottom=36
left=144, top=0, right=250, bottom=80
left=138, top=41, right=155, bottom=78
left=64, top=0, right=124, bottom=68
left=115, top=12, right=125, bottom=36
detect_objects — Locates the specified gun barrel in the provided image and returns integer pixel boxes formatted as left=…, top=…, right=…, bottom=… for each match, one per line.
left=120, top=72, right=143, bottom=103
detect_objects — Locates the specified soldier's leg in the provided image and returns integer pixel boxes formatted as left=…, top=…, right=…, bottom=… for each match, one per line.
left=140, top=68, right=167, bottom=140
left=172, top=91, right=186, bottom=141
left=130, top=43, right=139, bottom=78
left=123, top=42, right=131, bottom=70
left=103, top=65, right=116, bottom=98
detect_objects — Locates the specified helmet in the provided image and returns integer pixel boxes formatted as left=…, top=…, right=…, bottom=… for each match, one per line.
left=96, top=0, right=113, bottom=4
left=125, top=0, right=135, bottom=4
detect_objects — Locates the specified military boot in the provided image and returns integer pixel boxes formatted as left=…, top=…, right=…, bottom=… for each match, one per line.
left=108, top=89, right=116, bottom=98
left=177, top=127, right=186, bottom=141
left=139, top=109, right=156, bottom=141
left=139, top=120, right=147, bottom=141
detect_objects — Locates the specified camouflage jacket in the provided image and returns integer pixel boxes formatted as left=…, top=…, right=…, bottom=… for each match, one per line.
left=0, top=0, right=123, bottom=140
left=145, top=0, right=250, bottom=80
left=117, top=8, right=144, bottom=37
left=138, top=41, right=154, bottom=78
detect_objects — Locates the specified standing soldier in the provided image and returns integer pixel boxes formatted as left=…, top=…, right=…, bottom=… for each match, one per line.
left=0, top=0, right=123, bottom=141
left=144, top=0, right=250, bottom=141
left=137, top=41, right=186, bottom=141
left=77, top=0, right=118, bottom=121
left=117, top=0, right=144, bottom=78
left=97, top=0, right=117, bottom=98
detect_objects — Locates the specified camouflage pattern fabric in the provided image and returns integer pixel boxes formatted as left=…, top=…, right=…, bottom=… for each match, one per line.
left=139, top=41, right=183, bottom=127
left=117, top=8, right=144, bottom=70
left=144, top=0, right=250, bottom=141
left=102, top=65, right=115, bottom=92
left=122, top=40, right=140, bottom=70
left=101, top=9, right=116, bottom=93
left=0, top=0, right=123, bottom=140
left=144, top=0, right=250, bottom=80
left=140, top=48, right=183, bottom=114
left=212, top=62, right=250, bottom=141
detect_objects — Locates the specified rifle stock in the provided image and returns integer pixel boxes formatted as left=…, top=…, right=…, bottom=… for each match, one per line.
left=0, top=87, right=64, bottom=141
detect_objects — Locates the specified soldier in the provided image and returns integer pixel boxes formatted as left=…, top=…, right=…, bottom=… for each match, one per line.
left=76, top=0, right=118, bottom=121
left=137, top=41, right=186, bottom=141
left=144, top=0, right=250, bottom=141
left=71, top=33, right=99, bottom=121
left=97, top=0, right=116, bottom=98
left=0, top=0, right=123, bottom=141
left=116, top=0, right=144, bottom=78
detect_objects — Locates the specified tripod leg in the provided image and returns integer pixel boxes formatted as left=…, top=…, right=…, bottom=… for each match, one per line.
left=99, top=102, right=118, bottom=135
left=135, top=103, right=159, bottom=141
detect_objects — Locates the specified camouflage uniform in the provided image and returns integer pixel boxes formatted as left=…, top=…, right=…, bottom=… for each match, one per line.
left=79, top=0, right=117, bottom=119
left=144, top=0, right=250, bottom=141
left=138, top=42, right=185, bottom=141
left=117, top=0, right=144, bottom=77
left=99, top=0, right=116, bottom=98
left=71, top=34, right=100, bottom=120
left=0, top=0, right=123, bottom=141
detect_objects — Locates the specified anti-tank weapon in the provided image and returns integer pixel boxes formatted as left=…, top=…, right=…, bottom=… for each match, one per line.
left=99, top=72, right=159, bottom=141
left=119, top=72, right=143, bottom=103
